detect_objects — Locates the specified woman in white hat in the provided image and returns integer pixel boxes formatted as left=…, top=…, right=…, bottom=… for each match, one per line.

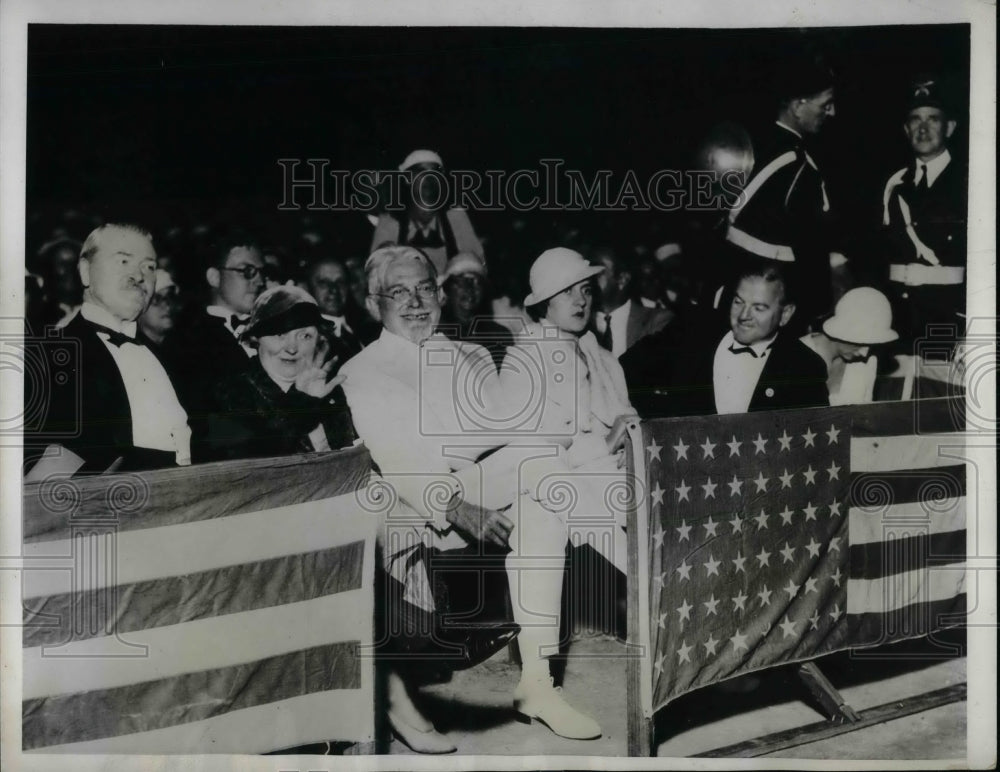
left=800, top=287, right=899, bottom=406
left=501, top=248, right=637, bottom=573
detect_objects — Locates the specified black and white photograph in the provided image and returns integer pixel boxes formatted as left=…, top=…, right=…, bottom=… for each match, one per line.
left=0, top=0, right=995, bottom=768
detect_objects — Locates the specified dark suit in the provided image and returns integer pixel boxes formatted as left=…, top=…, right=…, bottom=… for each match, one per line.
left=625, top=302, right=674, bottom=351
left=621, top=324, right=829, bottom=419
left=163, top=309, right=254, bottom=462
left=24, top=314, right=178, bottom=475
left=344, top=300, right=382, bottom=346
left=317, top=317, right=364, bottom=376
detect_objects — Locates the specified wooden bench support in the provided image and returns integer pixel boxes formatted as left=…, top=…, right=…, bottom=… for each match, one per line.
left=694, top=683, right=966, bottom=758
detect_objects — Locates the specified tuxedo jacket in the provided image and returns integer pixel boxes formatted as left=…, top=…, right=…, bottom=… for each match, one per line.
left=621, top=324, right=829, bottom=419
left=25, top=314, right=178, bottom=475
left=163, top=309, right=255, bottom=462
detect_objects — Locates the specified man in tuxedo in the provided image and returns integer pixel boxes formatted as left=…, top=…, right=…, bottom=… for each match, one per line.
left=881, top=76, right=966, bottom=348
left=305, top=256, right=365, bottom=370
left=25, top=223, right=191, bottom=478
left=621, top=261, right=829, bottom=418
left=166, top=235, right=265, bottom=460
left=591, top=247, right=673, bottom=357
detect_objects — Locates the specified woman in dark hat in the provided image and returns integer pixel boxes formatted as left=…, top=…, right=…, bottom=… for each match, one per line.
left=205, top=285, right=354, bottom=460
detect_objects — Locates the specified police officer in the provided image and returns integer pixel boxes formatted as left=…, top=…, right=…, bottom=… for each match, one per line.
left=881, top=77, right=966, bottom=348
left=724, top=56, right=838, bottom=331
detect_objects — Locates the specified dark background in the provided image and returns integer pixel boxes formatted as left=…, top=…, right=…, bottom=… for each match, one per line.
left=26, top=24, right=970, bottom=258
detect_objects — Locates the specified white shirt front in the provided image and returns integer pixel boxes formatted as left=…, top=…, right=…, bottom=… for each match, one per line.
left=594, top=299, right=631, bottom=358
left=81, top=303, right=191, bottom=465
left=914, top=148, right=951, bottom=188
left=206, top=304, right=256, bottom=357
left=712, top=330, right=775, bottom=415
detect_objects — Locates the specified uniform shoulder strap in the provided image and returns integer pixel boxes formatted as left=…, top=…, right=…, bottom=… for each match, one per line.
left=882, top=167, right=909, bottom=225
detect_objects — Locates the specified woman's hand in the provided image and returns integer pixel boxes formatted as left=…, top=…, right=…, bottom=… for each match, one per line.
left=295, top=354, right=345, bottom=399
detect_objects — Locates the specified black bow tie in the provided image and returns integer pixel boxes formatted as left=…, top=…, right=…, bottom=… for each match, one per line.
left=230, top=314, right=250, bottom=332
left=91, top=323, right=141, bottom=348
left=729, top=343, right=761, bottom=358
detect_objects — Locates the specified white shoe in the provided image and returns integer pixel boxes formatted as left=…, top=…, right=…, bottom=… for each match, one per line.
left=513, top=676, right=601, bottom=740
left=387, top=710, right=457, bottom=754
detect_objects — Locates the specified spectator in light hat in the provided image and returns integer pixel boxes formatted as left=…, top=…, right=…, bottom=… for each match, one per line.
left=369, top=148, right=484, bottom=275
left=502, top=247, right=638, bottom=642
left=438, top=251, right=512, bottom=372
left=800, top=287, right=898, bottom=405
left=507, top=247, right=636, bottom=474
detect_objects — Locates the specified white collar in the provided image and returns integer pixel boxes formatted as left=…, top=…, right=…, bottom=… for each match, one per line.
left=378, top=327, right=449, bottom=352
left=206, top=304, right=243, bottom=320
left=80, top=302, right=137, bottom=338
left=917, top=149, right=951, bottom=187
left=723, top=329, right=777, bottom=358
left=601, top=298, right=631, bottom=321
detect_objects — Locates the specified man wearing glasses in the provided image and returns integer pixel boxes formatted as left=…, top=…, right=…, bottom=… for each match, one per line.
left=167, top=234, right=265, bottom=461
left=342, top=246, right=604, bottom=749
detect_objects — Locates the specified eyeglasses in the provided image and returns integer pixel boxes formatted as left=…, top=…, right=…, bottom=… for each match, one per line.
left=371, top=280, right=438, bottom=305
left=221, top=265, right=263, bottom=281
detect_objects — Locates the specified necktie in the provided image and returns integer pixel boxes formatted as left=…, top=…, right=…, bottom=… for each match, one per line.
left=92, top=323, right=139, bottom=348
left=915, top=163, right=929, bottom=193
left=338, top=325, right=362, bottom=356
left=728, top=343, right=759, bottom=358
left=230, top=314, right=250, bottom=334
left=598, top=313, right=614, bottom=352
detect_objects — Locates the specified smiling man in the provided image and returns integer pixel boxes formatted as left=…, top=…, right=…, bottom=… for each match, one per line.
left=881, top=76, right=967, bottom=347
left=341, top=245, right=604, bottom=750
left=25, top=223, right=192, bottom=477
left=621, top=261, right=829, bottom=418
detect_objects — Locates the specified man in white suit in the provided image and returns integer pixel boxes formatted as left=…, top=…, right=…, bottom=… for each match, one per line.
left=341, top=246, right=603, bottom=747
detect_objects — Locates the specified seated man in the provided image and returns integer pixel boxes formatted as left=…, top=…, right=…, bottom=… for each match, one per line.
left=621, top=260, right=829, bottom=418
left=166, top=234, right=265, bottom=461
left=25, top=223, right=191, bottom=478
left=591, top=246, right=674, bottom=357
left=340, top=246, right=603, bottom=748
left=304, top=255, right=365, bottom=367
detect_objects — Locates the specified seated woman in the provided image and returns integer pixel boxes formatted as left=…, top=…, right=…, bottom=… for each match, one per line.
left=800, top=287, right=898, bottom=406
left=205, top=285, right=354, bottom=460
left=501, top=247, right=638, bottom=574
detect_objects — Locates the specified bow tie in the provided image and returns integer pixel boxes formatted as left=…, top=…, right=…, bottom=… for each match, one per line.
left=92, top=323, right=141, bottom=348
left=230, top=314, right=250, bottom=332
left=729, top=343, right=762, bottom=358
